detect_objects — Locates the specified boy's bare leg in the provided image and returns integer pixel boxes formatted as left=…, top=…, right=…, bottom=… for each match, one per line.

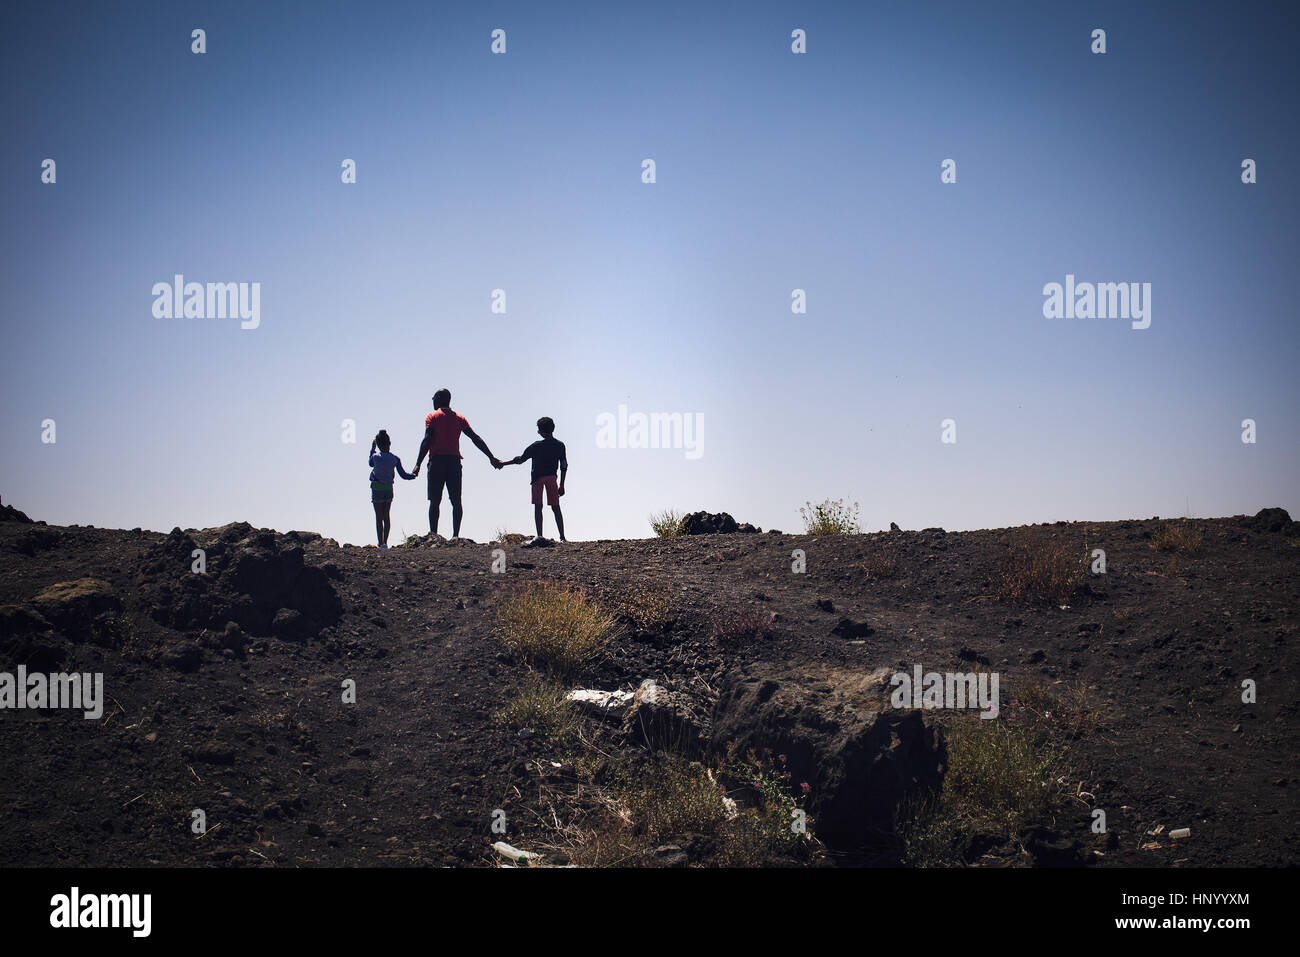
left=374, top=502, right=384, bottom=545
left=534, top=503, right=544, bottom=538
left=380, top=502, right=392, bottom=545
left=552, top=505, right=565, bottom=541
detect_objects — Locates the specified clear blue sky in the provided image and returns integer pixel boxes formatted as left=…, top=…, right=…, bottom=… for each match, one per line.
left=2, top=0, right=1297, bottom=544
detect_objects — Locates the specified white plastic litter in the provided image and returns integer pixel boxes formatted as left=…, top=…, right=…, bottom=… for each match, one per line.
left=1170, top=828, right=1191, bottom=839
left=566, top=689, right=635, bottom=710
left=492, top=841, right=539, bottom=863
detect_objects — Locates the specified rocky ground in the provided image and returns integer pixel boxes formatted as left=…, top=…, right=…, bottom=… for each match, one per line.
left=0, top=503, right=1295, bottom=867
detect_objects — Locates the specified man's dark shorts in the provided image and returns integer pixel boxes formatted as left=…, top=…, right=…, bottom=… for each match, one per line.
left=426, top=454, right=463, bottom=503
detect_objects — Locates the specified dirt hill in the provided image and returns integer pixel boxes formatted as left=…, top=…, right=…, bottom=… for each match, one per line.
left=0, top=509, right=1295, bottom=867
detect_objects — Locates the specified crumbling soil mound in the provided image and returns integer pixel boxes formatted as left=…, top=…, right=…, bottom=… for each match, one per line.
left=1, top=503, right=34, bottom=523
left=139, top=523, right=342, bottom=639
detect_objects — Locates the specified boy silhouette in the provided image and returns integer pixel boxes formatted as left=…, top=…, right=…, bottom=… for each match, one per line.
left=495, top=417, right=567, bottom=541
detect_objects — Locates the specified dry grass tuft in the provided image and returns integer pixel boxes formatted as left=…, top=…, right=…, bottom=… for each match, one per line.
left=711, top=605, right=776, bottom=643
left=497, top=579, right=618, bottom=676
left=1151, top=522, right=1202, bottom=553
left=991, top=536, right=1086, bottom=602
left=859, top=546, right=901, bottom=579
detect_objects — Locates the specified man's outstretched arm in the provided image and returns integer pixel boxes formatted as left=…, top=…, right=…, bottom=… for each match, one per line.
left=462, top=425, right=496, bottom=462
left=414, top=427, right=433, bottom=472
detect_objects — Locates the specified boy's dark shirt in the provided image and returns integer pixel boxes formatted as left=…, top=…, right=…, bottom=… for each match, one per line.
left=520, top=437, right=566, bottom=483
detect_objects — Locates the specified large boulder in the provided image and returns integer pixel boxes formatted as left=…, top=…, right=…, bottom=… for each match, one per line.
left=1243, top=507, right=1297, bottom=535
left=711, top=664, right=947, bottom=848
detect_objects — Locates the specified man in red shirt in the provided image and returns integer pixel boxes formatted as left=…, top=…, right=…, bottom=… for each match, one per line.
left=411, top=389, right=500, bottom=538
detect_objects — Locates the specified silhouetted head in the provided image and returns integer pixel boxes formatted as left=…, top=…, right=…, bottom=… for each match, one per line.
left=537, top=416, right=555, bottom=437
left=375, top=430, right=391, bottom=452
left=432, top=389, right=451, bottom=410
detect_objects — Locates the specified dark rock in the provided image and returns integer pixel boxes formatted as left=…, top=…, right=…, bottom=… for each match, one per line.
left=889, top=522, right=901, bottom=532
left=1, top=503, right=33, bottom=523
left=192, top=741, right=236, bottom=765
left=831, top=618, right=874, bottom=639
left=1018, top=825, right=1086, bottom=867
left=711, top=663, right=946, bottom=848
left=1243, top=507, right=1296, bottom=535
left=652, top=844, right=690, bottom=867
left=680, top=511, right=738, bottom=535
left=161, top=641, right=203, bottom=673
left=221, top=621, right=247, bottom=652
left=816, top=599, right=835, bottom=613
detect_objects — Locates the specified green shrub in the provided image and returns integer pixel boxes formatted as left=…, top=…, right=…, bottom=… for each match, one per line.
left=799, top=499, right=861, bottom=535
left=496, top=674, right=576, bottom=742
left=649, top=509, right=685, bottom=537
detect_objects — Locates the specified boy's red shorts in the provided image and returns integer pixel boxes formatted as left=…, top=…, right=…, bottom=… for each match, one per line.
left=531, top=476, right=560, bottom=506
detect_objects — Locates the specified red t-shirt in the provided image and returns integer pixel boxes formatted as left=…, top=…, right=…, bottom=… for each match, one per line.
left=425, top=409, right=470, bottom=458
